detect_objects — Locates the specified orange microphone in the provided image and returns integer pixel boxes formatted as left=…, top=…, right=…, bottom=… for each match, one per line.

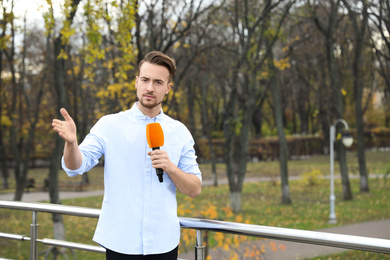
left=146, top=122, right=164, bottom=182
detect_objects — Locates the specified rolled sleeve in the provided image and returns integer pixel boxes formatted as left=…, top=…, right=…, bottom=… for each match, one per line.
left=61, top=153, right=89, bottom=177
left=61, top=119, right=105, bottom=177
left=178, top=129, right=202, bottom=183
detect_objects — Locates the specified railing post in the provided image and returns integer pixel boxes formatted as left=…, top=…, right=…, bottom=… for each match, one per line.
left=195, top=229, right=205, bottom=260
left=30, top=211, right=39, bottom=260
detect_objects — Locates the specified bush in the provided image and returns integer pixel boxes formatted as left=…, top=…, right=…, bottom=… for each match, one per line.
left=300, top=169, right=323, bottom=186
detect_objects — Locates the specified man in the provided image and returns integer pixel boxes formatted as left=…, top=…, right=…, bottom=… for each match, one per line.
left=52, top=51, right=202, bottom=259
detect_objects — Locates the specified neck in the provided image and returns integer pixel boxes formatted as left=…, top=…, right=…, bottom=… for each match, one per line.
left=137, top=102, right=161, bottom=118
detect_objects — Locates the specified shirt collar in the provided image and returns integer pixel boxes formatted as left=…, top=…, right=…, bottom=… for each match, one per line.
left=130, top=102, right=164, bottom=123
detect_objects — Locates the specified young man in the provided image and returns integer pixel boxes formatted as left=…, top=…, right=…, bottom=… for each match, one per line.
left=52, top=51, right=202, bottom=259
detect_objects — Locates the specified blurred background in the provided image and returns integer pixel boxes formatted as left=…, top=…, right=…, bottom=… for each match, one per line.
left=0, top=0, right=389, bottom=208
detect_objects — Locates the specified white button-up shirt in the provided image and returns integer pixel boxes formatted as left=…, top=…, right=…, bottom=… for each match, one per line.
left=62, top=103, right=202, bottom=255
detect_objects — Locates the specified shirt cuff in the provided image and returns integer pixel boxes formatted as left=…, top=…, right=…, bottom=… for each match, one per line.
left=61, top=156, right=86, bottom=177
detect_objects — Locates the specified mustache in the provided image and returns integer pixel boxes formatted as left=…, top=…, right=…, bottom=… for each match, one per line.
left=143, top=92, right=156, bottom=98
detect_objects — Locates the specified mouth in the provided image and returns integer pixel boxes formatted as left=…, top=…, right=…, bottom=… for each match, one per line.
left=143, top=94, right=155, bottom=100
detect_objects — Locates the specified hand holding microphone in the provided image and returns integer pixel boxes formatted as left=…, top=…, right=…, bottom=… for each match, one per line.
left=146, top=122, right=164, bottom=183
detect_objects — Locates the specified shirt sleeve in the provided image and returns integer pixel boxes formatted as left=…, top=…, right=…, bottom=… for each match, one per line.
left=62, top=118, right=106, bottom=177
left=178, top=126, right=202, bottom=182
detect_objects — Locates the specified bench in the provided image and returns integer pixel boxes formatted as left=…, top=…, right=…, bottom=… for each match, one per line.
left=43, top=179, right=88, bottom=192
left=58, top=181, right=88, bottom=191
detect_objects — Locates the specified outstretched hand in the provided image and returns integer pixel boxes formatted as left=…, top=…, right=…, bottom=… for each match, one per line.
left=52, top=108, right=77, bottom=144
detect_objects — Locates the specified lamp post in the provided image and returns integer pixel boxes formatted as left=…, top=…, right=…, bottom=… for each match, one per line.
left=329, top=119, right=353, bottom=224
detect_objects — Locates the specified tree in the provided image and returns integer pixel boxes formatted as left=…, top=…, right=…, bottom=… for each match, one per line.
left=12, top=15, right=46, bottom=201
left=309, top=0, right=353, bottom=200
left=218, top=0, right=293, bottom=212
left=134, top=0, right=220, bottom=120
left=44, top=0, right=82, bottom=257
left=267, top=43, right=292, bottom=204
left=369, top=0, right=390, bottom=126
left=0, top=0, right=11, bottom=189
left=342, top=0, right=370, bottom=192
left=0, top=1, right=46, bottom=200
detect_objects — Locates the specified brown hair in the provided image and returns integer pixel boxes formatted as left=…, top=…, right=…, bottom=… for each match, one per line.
left=138, top=51, right=176, bottom=82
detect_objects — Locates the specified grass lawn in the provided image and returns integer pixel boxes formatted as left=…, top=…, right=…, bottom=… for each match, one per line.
left=0, top=150, right=389, bottom=259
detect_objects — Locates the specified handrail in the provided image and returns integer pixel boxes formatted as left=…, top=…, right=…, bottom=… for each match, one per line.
left=0, top=232, right=106, bottom=253
left=0, top=200, right=101, bottom=218
left=180, top=218, right=390, bottom=254
left=1, top=200, right=390, bottom=259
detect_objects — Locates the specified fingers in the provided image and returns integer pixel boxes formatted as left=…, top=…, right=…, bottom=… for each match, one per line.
left=60, top=108, right=73, bottom=122
left=52, top=109, right=75, bottom=143
left=148, top=150, right=170, bottom=171
left=52, top=119, right=62, bottom=132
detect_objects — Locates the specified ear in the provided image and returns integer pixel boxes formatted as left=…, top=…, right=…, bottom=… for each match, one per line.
left=135, top=76, right=139, bottom=89
left=166, top=82, right=172, bottom=95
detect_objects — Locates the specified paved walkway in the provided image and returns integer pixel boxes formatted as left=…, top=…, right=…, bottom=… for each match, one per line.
left=0, top=189, right=104, bottom=202
left=1, top=177, right=389, bottom=260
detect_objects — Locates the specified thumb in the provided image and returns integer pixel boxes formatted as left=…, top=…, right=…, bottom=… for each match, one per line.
left=60, top=108, right=73, bottom=122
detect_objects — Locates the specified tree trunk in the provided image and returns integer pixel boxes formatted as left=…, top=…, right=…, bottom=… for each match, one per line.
left=230, top=191, right=242, bottom=212
left=267, top=40, right=292, bottom=205
left=0, top=135, right=8, bottom=188
left=312, top=0, right=352, bottom=200
left=335, top=140, right=353, bottom=200
left=343, top=0, right=369, bottom=192
left=13, top=14, right=44, bottom=201
left=209, top=139, right=218, bottom=187
left=47, top=1, right=82, bottom=253
left=47, top=37, right=67, bottom=255
left=200, top=80, right=218, bottom=186
left=7, top=15, right=26, bottom=201
left=354, top=53, right=369, bottom=192
left=0, top=20, right=9, bottom=189
left=223, top=67, right=254, bottom=213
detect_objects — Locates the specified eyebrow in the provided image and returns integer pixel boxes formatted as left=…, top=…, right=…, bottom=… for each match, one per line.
left=140, top=76, right=165, bottom=83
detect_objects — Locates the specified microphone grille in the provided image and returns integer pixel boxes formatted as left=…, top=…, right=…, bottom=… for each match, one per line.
left=146, top=122, right=164, bottom=148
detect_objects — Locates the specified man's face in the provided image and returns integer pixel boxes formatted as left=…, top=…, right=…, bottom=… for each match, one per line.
left=136, top=62, right=172, bottom=111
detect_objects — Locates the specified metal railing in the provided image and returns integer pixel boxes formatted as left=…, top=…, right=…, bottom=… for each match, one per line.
left=1, top=200, right=390, bottom=260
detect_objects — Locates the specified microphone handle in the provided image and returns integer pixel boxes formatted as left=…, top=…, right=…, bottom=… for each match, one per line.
left=152, top=147, right=164, bottom=183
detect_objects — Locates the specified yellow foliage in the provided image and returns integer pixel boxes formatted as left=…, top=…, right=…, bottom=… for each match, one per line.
left=0, top=35, right=10, bottom=49
left=270, top=241, right=278, bottom=252
left=57, top=49, right=69, bottom=60
left=1, top=114, right=12, bottom=127
left=222, top=207, right=233, bottom=218
left=229, top=252, right=238, bottom=260
left=177, top=195, right=263, bottom=259
left=214, top=232, right=225, bottom=247
left=201, top=203, right=218, bottom=219
left=274, top=57, right=291, bottom=70
left=279, top=243, right=287, bottom=251
left=301, top=169, right=323, bottom=186
left=223, top=243, right=229, bottom=251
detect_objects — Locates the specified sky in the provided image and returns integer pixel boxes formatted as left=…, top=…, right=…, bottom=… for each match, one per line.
left=12, top=0, right=47, bottom=20
left=9, top=0, right=64, bottom=28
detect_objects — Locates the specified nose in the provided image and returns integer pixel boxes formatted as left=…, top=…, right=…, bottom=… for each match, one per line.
left=146, top=81, right=154, bottom=92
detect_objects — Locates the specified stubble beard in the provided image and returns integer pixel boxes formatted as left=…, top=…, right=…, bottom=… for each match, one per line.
left=138, top=93, right=164, bottom=109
